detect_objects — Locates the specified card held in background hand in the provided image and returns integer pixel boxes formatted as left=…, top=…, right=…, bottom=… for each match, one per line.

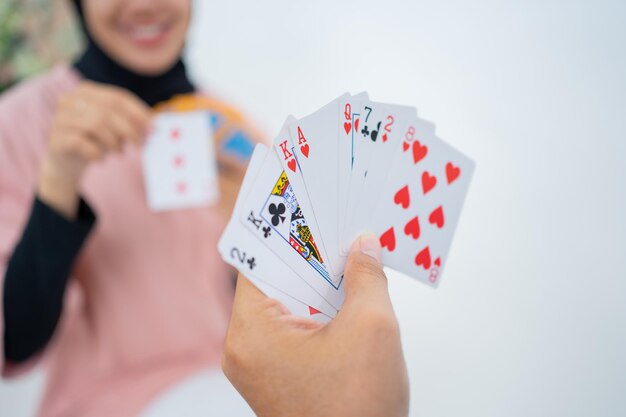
left=142, top=111, right=218, bottom=212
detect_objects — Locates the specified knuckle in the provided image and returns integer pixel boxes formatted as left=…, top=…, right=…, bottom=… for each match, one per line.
left=89, top=113, right=106, bottom=133
left=260, top=296, right=285, bottom=312
left=67, top=134, right=83, bottom=149
left=78, top=143, right=93, bottom=158
left=345, top=252, right=385, bottom=279
left=57, top=94, right=71, bottom=109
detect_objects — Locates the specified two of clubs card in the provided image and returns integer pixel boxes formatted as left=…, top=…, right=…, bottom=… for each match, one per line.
left=142, top=111, right=219, bottom=212
left=219, top=93, right=475, bottom=322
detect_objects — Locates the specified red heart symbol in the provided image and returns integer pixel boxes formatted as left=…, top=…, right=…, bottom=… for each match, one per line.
left=446, top=162, right=460, bottom=184
left=402, top=141, right=410, bottom=152
left=434, top=257, right=441, bottom=267
left=379, top=227, right=396, bottom=252
left=300, top=143, right=310, bottom=158
left=308, top=306, right=321, bottom=315
left=428, top=206, right=444, bottom=228
left=412, top=140, right=428, bottom=164
left=403, top=216, right=420, bottom=239
left=287, top=158, right=297, bottom=173
left=393, top=185, right=410, bottom=209
left=176, top=181, right=187, bottom=194
left=415, top=247, right=432, bottom=270
left=343, top=122, right=352, bottom=135
left=173, top=155, right=184, bottom=168
left=421, top=171, right=437, bottom=195
left=382, top=133, right=388, bottom=143
left=170, top=128, right=180, bottom=141
left=354, top=119, right=359, bottom=132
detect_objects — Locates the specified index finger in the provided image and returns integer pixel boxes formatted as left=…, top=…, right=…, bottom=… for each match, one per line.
left=232, top=275, right=291, bottom=320
left=104, top=87, right=152, bottom=136
left=84, top=83, right=152, bottom=138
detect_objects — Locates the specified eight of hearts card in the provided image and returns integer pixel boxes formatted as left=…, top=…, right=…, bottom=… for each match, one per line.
left=219, top=93, right=474, bottom=319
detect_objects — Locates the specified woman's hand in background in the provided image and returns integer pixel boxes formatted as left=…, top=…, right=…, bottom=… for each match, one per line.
left=216, top=152, right=248, bottom=220
left=38, top=81, right=151, bottom=218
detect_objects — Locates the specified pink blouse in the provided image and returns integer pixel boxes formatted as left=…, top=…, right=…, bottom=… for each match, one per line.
left=0, top=66, right=247, bottom=417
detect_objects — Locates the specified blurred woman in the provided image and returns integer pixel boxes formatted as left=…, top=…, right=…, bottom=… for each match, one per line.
left=0, top=1, right=258, bottom=416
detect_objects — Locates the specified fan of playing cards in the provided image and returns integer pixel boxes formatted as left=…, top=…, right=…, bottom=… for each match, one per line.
left=219, top=93, right=475, bottom=323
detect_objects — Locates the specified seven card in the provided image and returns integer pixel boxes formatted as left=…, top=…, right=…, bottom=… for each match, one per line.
left=342, top=101, right=417, bottom=253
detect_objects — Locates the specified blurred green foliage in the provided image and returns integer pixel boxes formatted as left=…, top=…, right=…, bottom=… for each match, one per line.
left=0, top=0, right=82, bottom=93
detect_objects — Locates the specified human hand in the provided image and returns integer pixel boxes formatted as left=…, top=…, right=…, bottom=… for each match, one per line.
left=222, top=234, right=409, bottom=417
left=38, top=81, right=151, bottom=218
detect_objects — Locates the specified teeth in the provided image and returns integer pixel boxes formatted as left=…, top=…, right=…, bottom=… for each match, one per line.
left=129, top=24, right=163, bottom=39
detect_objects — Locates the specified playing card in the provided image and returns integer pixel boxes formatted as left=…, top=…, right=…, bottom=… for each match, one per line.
left=142, top=111, right=218, bottom=212
left=220, top=93, right=475, bottom=304
left=273, top=114, right=340, bottom=283
left=282, top=94, right=351, bottom=281
left=218, top=144, right=338, bottom=318
left=242, top=139, right=345, bottom=310
left=337, top=92, right=368, bottom=254
left=371, top=119, right=474, bottom=287
left=341, top=101, right=417, bottom=253
left=251, top=279, right=332, bottom=324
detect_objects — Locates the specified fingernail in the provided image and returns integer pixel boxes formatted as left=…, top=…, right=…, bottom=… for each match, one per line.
left=353, top=233, right=382, bottom=264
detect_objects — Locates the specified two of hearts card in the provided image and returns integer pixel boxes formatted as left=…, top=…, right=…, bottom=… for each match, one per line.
left=219, top=93, right=475, bottom=322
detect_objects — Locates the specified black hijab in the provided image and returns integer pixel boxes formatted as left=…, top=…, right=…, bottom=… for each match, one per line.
left=71, top=0, right=195, bottom=106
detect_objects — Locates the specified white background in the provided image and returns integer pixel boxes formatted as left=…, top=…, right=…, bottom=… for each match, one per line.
left=2, top=0, right=625, bottom=416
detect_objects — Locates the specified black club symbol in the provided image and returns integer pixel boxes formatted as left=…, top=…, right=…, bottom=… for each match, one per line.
left=262, top=226, right=271, bottom=238
left=247, top=257, right=256, bottom=270
left=361, top=125, right=370, bottom=137
left=268, top=203, right=286, bottom=226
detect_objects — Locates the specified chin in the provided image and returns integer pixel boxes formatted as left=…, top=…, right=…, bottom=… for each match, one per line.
left=119, top=54, right=180, bottom=76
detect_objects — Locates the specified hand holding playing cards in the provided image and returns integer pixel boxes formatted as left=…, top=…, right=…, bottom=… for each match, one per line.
left=223, top=235, right=409, bottom=417
left=38, top=81, right=151, bottom=218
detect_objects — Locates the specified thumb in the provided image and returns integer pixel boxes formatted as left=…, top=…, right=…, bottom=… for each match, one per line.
left=339, top=234, right=393, bottom=315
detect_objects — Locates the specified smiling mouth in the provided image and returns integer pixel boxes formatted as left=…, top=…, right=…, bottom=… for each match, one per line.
left=122, top=21, right=172, bottom=46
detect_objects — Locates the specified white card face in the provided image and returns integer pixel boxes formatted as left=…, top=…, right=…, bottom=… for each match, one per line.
left=250, top=278, right=332, bottom=324
left=370, top=119, right=475, bottom=287
left=142, top=111, right=218, bottom=212
left=218, top=144, right=338, bottom=318
left=337, top=92, right=368, bottom=255
left=240, top=143, right=345, bottom=310
left=341, top=101, right=417, bottom=253
left=285, top=94, right=351, bottom=281
left=220, top=220, right=338, bottom=318
left=272, top=116, right=340, bottom=284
